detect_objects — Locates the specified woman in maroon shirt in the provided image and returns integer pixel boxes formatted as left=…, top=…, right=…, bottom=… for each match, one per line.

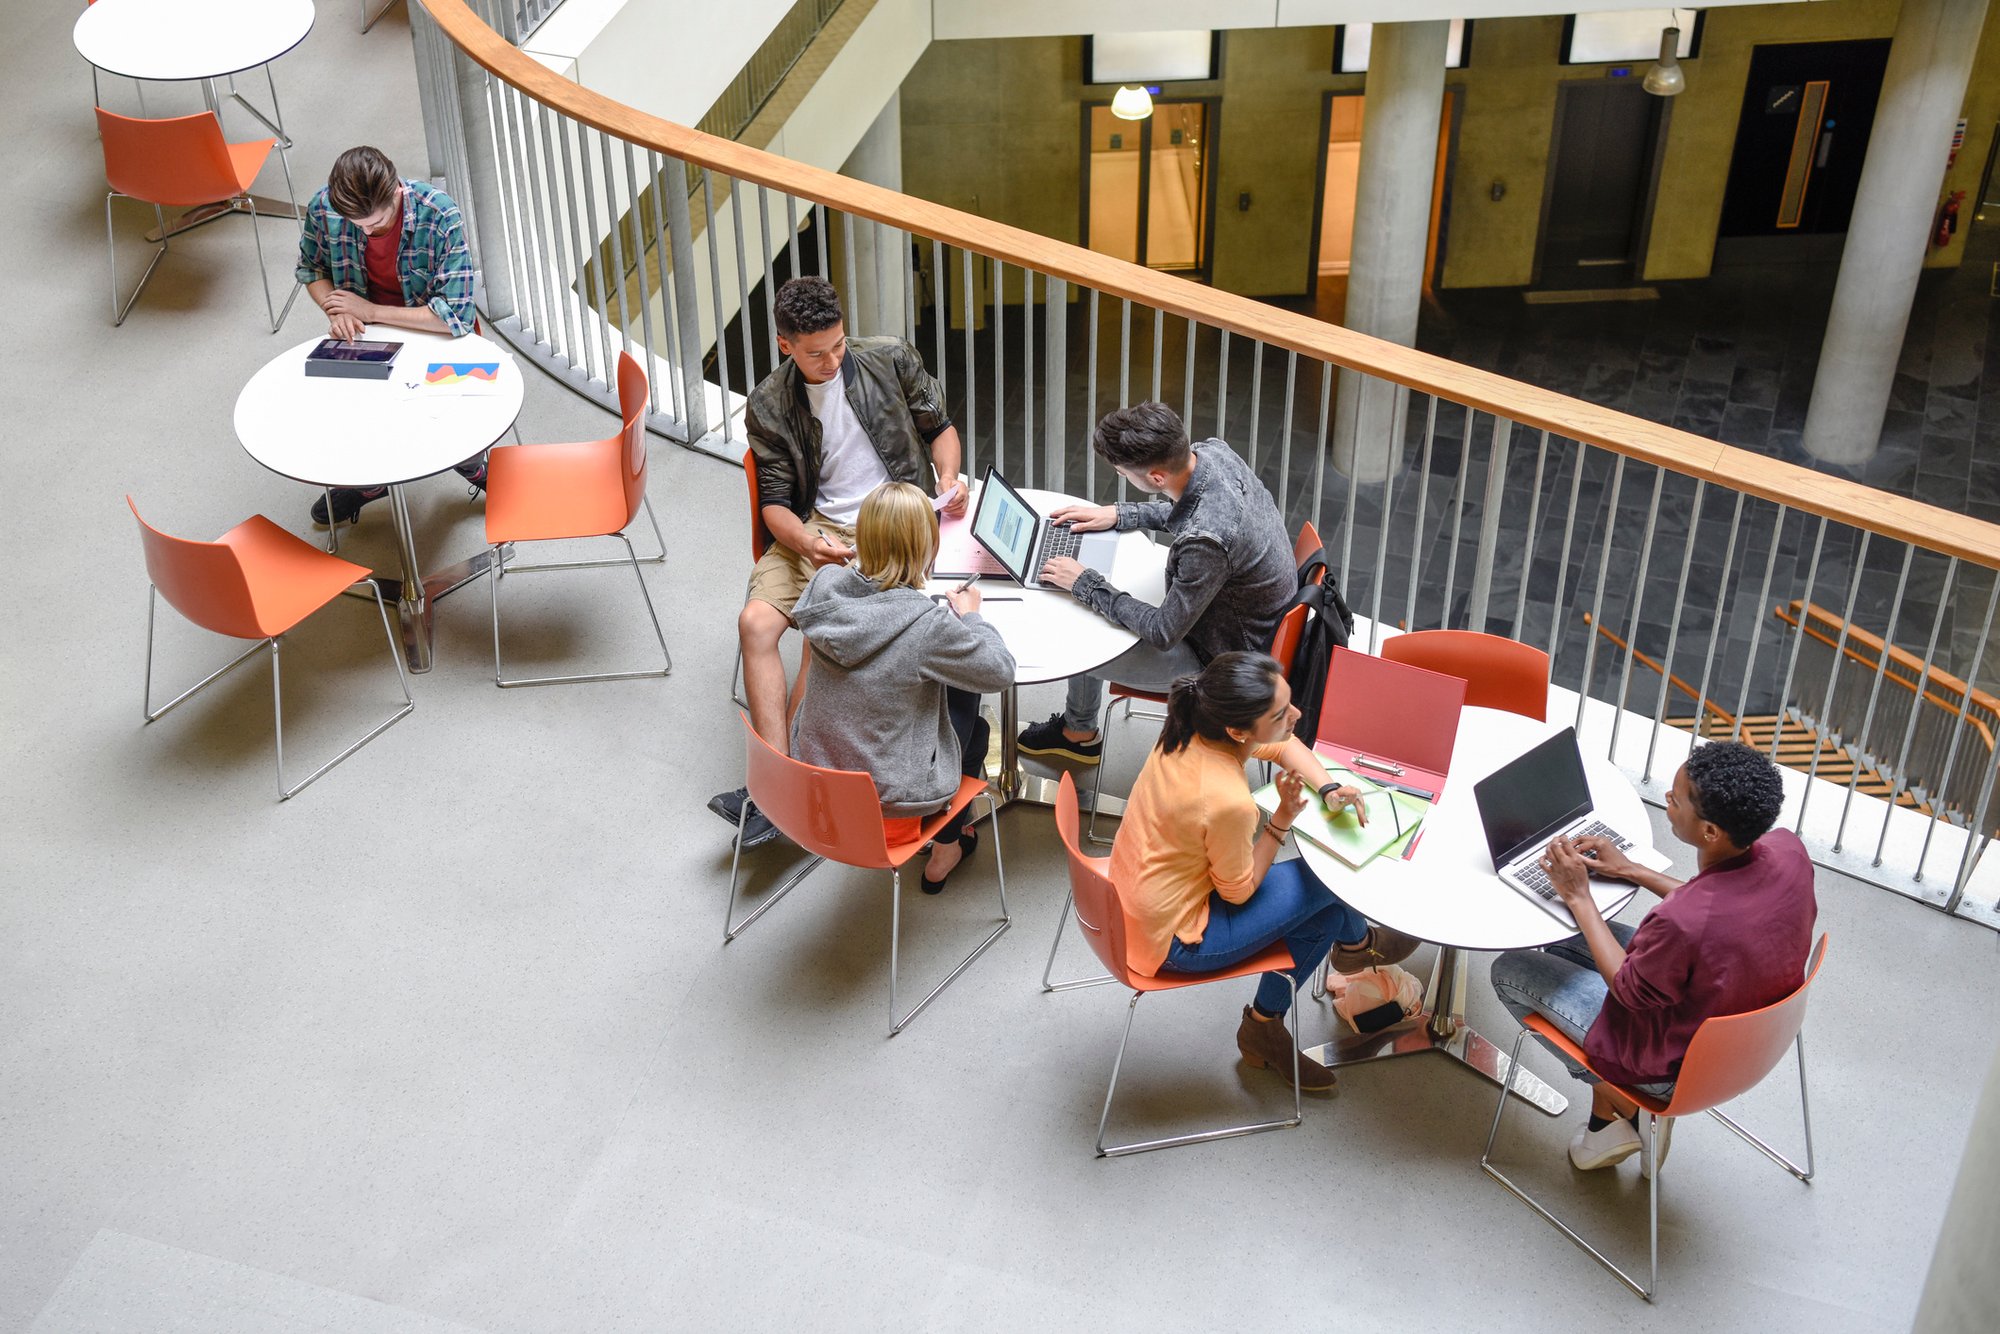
left=1490, top=741, right=1816, bottom=1174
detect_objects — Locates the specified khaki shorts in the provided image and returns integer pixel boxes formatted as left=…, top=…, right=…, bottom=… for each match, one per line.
left=746, top=512, right=857, bottom=617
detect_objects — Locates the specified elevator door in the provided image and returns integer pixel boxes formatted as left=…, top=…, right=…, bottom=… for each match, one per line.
left=1536, top=81, right=1664, bottom=287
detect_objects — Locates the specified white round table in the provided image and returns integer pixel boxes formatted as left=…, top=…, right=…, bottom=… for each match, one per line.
left=924, top=488, right=1168, bottom=806
left=74, top=0, right=314, bottom=83
left=235, top=326, right=526, bottom=673
left=1292, top=706, right=1654, bottom=1116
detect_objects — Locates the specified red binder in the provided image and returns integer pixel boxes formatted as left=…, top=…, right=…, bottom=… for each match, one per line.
left=1311, top=646, right=1468, bottom=801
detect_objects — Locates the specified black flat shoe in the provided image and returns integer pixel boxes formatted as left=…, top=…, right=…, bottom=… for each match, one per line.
left=921, top=827, right=978, bottom=895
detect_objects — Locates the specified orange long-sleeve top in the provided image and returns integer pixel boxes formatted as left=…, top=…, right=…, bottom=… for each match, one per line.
left=1109, top=737, right=1288, bottom=977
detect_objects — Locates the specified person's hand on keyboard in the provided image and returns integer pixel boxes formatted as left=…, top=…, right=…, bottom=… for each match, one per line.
left=1570, top=833, right=1641, bottom=884
left=1541, top=835, right=1597, bottom=917
left=1046, top=503, right=1117, bottom=532
left=1037, top=556, right=1083, bottom=591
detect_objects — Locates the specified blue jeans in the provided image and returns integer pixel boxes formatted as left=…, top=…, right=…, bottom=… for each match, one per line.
left=1062, top=639, right=1205, bottom=733
left=1158, top=858, right=1368, bottom=1016
left=1490, top=924, right=1675, bottom=1099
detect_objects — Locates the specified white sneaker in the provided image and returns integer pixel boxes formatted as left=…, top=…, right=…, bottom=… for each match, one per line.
left=1639, top=1115, right=1674, bottom=1180
left=1568, top=1115, right=1642, bottom=1170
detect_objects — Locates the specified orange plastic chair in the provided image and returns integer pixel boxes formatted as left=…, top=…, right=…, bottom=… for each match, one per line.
left=1044, top=776, right=1303, bottom=1156
left=129, top=497, right=413, bottom=800
left=484, top=352, right=672, bottom=686
left=97, top=108, right=301, bottom=331
left=1085, top=519, right=1324, bottom=845
left=723, top=713, right=1010, bottom=1035
left=1381, top=628, right=1550, bottom=721
left=728, top=447, right=775, bottom=709
left=1482, top=934, right=1829, bottom=1301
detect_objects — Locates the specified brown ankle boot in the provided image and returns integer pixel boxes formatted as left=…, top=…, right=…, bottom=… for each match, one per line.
left=1330, top=924, right=1422, bottom=975
left=1235, top=1005, right=1338, bottom=1091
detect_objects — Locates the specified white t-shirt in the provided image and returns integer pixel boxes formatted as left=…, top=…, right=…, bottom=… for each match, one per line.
left=804, top=368, right=890, bottom=524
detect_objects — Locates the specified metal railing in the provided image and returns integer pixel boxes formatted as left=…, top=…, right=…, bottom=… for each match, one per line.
left=695, top=0, right=847, bottom=145
left=409, top=0, right=2000, bottom=927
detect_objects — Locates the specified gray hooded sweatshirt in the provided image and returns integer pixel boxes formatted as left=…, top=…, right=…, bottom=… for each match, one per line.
left=789, top=566, right=1018, bottom=816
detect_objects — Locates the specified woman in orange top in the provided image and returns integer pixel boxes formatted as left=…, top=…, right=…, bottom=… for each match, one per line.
left=1110, top=651, right=1419, bottom=1090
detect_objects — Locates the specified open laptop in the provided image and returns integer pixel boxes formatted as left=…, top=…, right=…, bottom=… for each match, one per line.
left=968, top=465, right=1118, bottom=587
left=1472, top=727, right=1672, bottom=926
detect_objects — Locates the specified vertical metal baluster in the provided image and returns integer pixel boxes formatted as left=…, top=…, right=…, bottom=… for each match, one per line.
left=814, top=202, right=830, bottom=279
left=1834, top=544, right=1913, bottom=850
left=1312, top=362, right=1333, bottom=543
left=1922, top=570, right=2000, bottom=885
left=993, top=259, right=1005, bottom=472
left=1278, top=351, right=1297, bottom=518
left=1367, top=388, right=1399, bottom=652
left=1772, top=517, right=1831, bottom=770
left=490, top=83, right=533, bottom=338
left=731, top=175, right=757, bottom=389
left=1467, top=416, right=1513, bottom=634
left=1182, top=317, right=1196, bottom=431
left=758, top=184, right=780, bottom=370
left=1794, top=529, right=1869, bottom=834
left=1441, top=410, right=1474, bottom=631
left=647, top=151, right=685, bottom=427
left=1022, top=270, right=1035, bottom=488
left=840, top=206, right=858, bottom=330
left=525, top=98, right=563, bottom=356
left=903, top=229, right=918, bottom=345
left=1216, top=330, right=1230, bottom=438
left=1115, top=298, right=1129, bottom=500
left=1946, top=750, right=2000, bottom=912
left=700, top=171, right=735, bottom=440
left=1085, top=289, right=1099, bottom=500
left=1405, top=396, right=1438, bottom=637
left=1512, top=429, right=1551, bottom=639
left=1247, top=341, right=1264, bottom=474
left=1150, top=306, right=1164, bottom=404
left=961, top=247, right=975, bottom=477
left=499, top=87, right=542, bottom=342
left=1547, top=439, right=1586, bottom=663
left=619, top=142, right=660, bottom=415
left=1731, top=504, right=1792, bottom=738
left=1574, top=455, right=1629, bottom=732
left=594, top=132, right=631, bottom=358
left=1044, top=274, right=1067, bottom=490
left=785, top=192, right=802, bottom=275
left=931, top=238, right=948, bottom=407
left=1603, top=466, right=1665, bottom=761
left=561, top=122, right=607, bottom=384
left=1876, top=558, right=1957, bottom=867
left=1641, top=479, right=1706, bottom=783
left=1340, top=374, right=1363, bottom=592
left=662, top=154, right=706, bottom=439
left=1688, top=492, right=1747, bottom=744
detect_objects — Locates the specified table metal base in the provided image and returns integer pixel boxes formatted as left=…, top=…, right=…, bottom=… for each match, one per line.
left=336, top=485, right=507, bottom=674
left=1302, top=946, right=1569, bottom=1116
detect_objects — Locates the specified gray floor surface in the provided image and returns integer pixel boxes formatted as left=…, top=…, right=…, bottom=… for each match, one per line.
left=6, top=5, right=2000, bottom=1331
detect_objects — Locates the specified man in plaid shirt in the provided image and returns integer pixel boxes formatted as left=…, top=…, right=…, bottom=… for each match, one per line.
left=294, top=146, right=485, bottom=529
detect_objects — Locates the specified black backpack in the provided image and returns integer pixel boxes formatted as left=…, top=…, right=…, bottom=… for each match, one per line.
left=1285, top=546, right=1355, bottom=744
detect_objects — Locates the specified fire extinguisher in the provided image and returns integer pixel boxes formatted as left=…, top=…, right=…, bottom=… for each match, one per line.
left=1933, top=191, right=1965, bottom=248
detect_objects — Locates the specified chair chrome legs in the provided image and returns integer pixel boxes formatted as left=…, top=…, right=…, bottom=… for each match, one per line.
left=1039, top=888, right=1115, bottom=993
left=107, top=193, right=169, bottom=327
left=889, top=791, right=1011, bottom=1036
left=1479, top=1027, right=1816, bottom=1301
left=1085, top=695, right=1165, bottom=846
left=1094, top=973, right=1304, bottom=1157
left=361, top=0, right=401, bottom=33
left=142, top=582, right=414, bottom=801
left=489, top=530, right=672, bottom=686
left=107, top=180, right=303, bottom=332
left=722, top=802, right=823, bottom=943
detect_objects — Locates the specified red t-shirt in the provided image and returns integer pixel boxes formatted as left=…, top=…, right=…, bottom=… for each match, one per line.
left=362, top=196, right=404, bottom=307
left=1584, top=827, right=1817, bottom=1086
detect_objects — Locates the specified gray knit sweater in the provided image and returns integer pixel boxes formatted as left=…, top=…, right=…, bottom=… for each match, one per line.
left=789, top=566, right=1017, bottom=816
left=1068, top=439, right=1296, bottom=665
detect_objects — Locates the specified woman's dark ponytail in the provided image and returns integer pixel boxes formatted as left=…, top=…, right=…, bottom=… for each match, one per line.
left=1156, top=651, right=1282, bottom=755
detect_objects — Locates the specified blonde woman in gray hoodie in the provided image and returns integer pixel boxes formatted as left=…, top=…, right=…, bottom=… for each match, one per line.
left=789, top=482, right=1018, bottom=891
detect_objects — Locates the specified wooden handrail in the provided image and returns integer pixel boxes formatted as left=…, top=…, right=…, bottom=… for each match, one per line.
left=1581, top=613, right=1736, bottom=726
left=419, top=0, right=2000, bottom=570
left=1776, top=601, right=1999, bottom=753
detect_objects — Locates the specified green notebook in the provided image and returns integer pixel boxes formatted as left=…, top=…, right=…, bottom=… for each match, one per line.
left=1254, top=761, right=1430, bottom=869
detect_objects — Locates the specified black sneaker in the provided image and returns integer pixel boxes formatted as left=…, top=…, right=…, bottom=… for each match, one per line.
left=1016, top=712, right=1102, bottom=765
left=709, top=787, right=781, bottom=848
left=311, top=486, right=387, bottom=529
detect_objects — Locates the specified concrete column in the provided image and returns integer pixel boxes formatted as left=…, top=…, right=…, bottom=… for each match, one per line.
left=839, top=91, right=908, bottom=339
left=1802, top=0, right=1990, bottom=465
left=1913, top=1038, right=2000, bottom=1333
left=1332, top=21, right=1448, bottom=484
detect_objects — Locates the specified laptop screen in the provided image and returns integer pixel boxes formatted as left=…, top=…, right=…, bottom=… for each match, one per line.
left=1472, top=727, right=1594, bottom=868
left=970, top=467, right=1041, bottom=584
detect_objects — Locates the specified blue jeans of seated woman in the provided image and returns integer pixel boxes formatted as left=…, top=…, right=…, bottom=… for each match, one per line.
left=1490, top=923, right=1675, bottom=1100
left=1158, top=857, right=1367, bottom=1016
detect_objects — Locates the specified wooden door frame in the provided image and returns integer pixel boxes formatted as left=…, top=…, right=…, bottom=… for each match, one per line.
left=1303, top=85, right=1462, bottom=300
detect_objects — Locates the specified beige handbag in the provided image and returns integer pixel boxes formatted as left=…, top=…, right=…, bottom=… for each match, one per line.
left=1329, top=963, right=1424, bottom=1034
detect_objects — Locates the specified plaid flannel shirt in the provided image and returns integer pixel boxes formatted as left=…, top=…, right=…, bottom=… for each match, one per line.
left=294, top=179, right=475, bottom=336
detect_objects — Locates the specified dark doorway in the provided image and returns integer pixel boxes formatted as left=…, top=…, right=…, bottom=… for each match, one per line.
left=1715, top=39, right=1890, bottom=263
left=1535, top=81, right=1666, bottom=288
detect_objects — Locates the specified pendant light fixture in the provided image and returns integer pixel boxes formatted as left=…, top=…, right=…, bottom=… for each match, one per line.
left=1110, top=85, right=1154, bottom=121
left=1643, top=13, right=1686, bottom=97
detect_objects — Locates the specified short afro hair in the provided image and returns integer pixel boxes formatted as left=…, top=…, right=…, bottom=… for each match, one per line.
left=773, top=276, right=843, bottom=339
left=1684, top=742, right=1785, bottom=849
left=1091, top=401, right=1191, bottom=472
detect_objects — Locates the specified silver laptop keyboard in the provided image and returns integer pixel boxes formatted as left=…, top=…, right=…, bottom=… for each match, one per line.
left=1513, top=820, right=1635, bottom=900
left=1042, top=524, right=1083, bottom=562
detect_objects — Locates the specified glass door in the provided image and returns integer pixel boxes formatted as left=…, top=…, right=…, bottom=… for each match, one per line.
left=1084, top=100, right=1214, bottom=277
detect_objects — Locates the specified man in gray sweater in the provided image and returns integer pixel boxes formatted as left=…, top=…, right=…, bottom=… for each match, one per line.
left=1018, top=401, right=1298, bottom=764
